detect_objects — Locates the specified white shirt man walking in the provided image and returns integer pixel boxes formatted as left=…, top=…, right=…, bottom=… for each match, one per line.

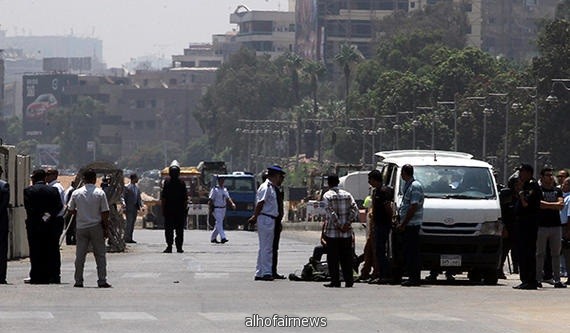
left=209, top=177, right=235, bottom=244
left=68, top=169, right=112, bottom=288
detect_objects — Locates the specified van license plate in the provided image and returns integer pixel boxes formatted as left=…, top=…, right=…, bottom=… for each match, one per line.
left=440, top=255, right=461, bottom=267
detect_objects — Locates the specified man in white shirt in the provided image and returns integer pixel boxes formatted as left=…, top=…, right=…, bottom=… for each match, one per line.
left=68, top=169, right=112, bottom=288
left=208, top=176, right=235, bottom=244
left=46, top=168, right=66, bottom=284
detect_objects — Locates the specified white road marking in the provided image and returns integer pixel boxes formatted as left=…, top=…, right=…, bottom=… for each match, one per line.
left=121, top=272, right=160, bottom=278
left=0, top=312, right=54, bottom=319
left=194, top=272, right=229, bottom=279
left=393, top=312, right=464, bottom=321
left=98, top=312, right=157, bottom=320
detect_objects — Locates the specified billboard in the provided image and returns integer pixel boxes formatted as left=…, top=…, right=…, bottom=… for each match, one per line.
left=23, top=74, right=78, bottom=137
left=295, top=0, right=319, bottom=60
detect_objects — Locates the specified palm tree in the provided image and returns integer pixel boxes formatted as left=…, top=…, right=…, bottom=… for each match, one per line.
left=285, top=52, right=304, bottom=104
left=302, top=60, right=327, bottom=114
left=334, top=44, right=363, bottom=123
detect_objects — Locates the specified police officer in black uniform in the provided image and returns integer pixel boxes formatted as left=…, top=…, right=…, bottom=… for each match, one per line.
left=272, top=169, right=286, bottom=279
left=161, top=162, right=188, bottom=253
left=512, top=164, right=541, bottom=290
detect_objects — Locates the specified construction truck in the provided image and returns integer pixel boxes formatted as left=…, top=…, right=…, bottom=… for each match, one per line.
left=143, top=161, right=227, bottom=229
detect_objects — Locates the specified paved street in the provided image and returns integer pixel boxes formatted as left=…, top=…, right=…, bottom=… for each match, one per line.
left=2, top=228, right=569, bottom=333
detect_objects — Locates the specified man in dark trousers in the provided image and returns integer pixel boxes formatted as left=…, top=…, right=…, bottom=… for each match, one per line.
left=512, top=164, right=541, bottom=290
left=321, top=174, right=359, bottom=288
left=123, top=173, right=142, bottom=244
left=271, top=167, right=286, bottom=279
left=45, top=168, right=66, bottom=283
left=0, top=166, right=10, bottom=284
left=368, top=169, right=394, bottom=284
left=23, top=169, right=63, bottom=284
left=161, top=161, right=188, bottom=253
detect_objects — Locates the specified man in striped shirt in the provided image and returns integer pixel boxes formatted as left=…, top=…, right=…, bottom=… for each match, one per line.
left=322, top=174, right=359, bottom=288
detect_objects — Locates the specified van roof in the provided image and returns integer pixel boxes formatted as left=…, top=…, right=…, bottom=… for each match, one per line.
left=375, top=150, right=492, bottom=168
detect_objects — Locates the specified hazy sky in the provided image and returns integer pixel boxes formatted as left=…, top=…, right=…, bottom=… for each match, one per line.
left=0, top=0, right=287, bottom=67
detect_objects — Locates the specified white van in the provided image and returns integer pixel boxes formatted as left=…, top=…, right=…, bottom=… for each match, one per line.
left=339, top=171, right=370, bottom=207
left=376, top=150, right=503, bottom=284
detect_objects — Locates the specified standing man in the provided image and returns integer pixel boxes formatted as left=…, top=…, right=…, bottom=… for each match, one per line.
left=208, top=176, right=235, bottom=244
left=272, top=169, right=286, bottom=279
left=535, top=167, right=566, bottom=288
left=0, top=166, right=10, bottom=284
left=395, top=164, right=424, bottom=287
left=161, top=162, right=188, bottom=253
left=249, top=165, right=285, bottom=281
left=23, top=169, right=63, bottom=284
left=512, top=163, right=541, bottom=290
left=560, top=177, right=570, bottom=286
left=63, top=180, right=77, bottom=245
left=321, top=174, right=359, bottom=288
left=123, top=173, right=142, bottom=244
left=68, top=170, right=111, bottom=288
left=45, top=168, right=65, bottom=283
left=368, top=170, right=394, bottom=284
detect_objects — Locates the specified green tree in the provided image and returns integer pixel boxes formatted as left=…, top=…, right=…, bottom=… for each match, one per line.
left=334, top=44, right=363, bottom=123
left=302, top=60, right=327, bottom=114
left=50, top=97, right=106, bottom=167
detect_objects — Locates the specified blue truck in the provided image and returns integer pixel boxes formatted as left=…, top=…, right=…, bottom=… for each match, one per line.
left=215, top=172, right=257, bottom=230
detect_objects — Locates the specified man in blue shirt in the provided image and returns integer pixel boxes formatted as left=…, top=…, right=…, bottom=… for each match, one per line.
left=395, top=164, right=424, bottom=287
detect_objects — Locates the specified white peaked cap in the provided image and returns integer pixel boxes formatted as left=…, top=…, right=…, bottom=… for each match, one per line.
left=170, top=160, right=180, bottom=168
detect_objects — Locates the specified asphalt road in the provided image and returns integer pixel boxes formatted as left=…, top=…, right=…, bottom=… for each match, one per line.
left=2, top=228, right=569, bottom=333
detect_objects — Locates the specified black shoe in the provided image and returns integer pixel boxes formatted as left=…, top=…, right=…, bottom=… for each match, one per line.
left=0, top=280, right=7, bottom=284
left=98, top=282, right=112, bottom=288
left=177, top=248, right=184, bottom=253
left=221, top=238, right=228, bottom=244
left=24, top=277, right=31, bottom=284
left=345, top=282, right=354, bottom=288
left=323, top=283, right=341, bottom=288
left=513, top=282, right=537, bottom=290
left=210, top=239, right=220, bottom=244
left=126, top=240, right=137, bottom=244
left=49, top=277, right=61, bottom=284
left=401, top=280, right=421, bottom=287
left=163, top=247, right=172, bottom=253
left=273, top=274, right=286, bottom=280
left=254, top=275, right=274, bottom=281
left=74, top=282, right=83, bottom=288
left=554, top=282, right=567, bottom=288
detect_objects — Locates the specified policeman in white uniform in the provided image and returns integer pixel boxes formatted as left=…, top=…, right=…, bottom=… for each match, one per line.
left=249, top=165, right=286, bottom=281
left=209, top=176, right=235, bottom=244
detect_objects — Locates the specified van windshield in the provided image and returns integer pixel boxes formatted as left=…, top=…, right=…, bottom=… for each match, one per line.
left=409, top=166, right=496, bottom=199
left=221, top=177, right=255, bottom=192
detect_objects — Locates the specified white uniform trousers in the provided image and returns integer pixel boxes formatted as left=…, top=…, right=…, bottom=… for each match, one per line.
left=255, top=215, right=275, bottom=277
left=210, top=207, right=227, bottom=241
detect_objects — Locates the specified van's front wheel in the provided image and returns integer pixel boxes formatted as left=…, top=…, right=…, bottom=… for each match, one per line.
left=482, top=270, right=498, bottom=285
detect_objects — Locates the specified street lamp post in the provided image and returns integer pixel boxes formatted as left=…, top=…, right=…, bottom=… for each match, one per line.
left=416, top=106, right=434, bottom=149
left=513, top=87, right=538, bottom=173
left=396, top=111, right=414, bottom=149
left=437, top=101, right=457, bottom=151
left=466, top=96, right=488, bottom=159
left=488, top=93, right=509, bottom=184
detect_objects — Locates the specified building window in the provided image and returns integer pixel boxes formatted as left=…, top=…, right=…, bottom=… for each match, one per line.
left=136, top=100, right=145, bottom=109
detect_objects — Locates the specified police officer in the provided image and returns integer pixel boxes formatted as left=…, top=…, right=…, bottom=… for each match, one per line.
left=161, top=161, right=188, bottom=253
left=249, top=165, right=285, bottom=281
left=512, top=163, right=541, bottom=290
left=208, top=176, right=235, bottom=244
